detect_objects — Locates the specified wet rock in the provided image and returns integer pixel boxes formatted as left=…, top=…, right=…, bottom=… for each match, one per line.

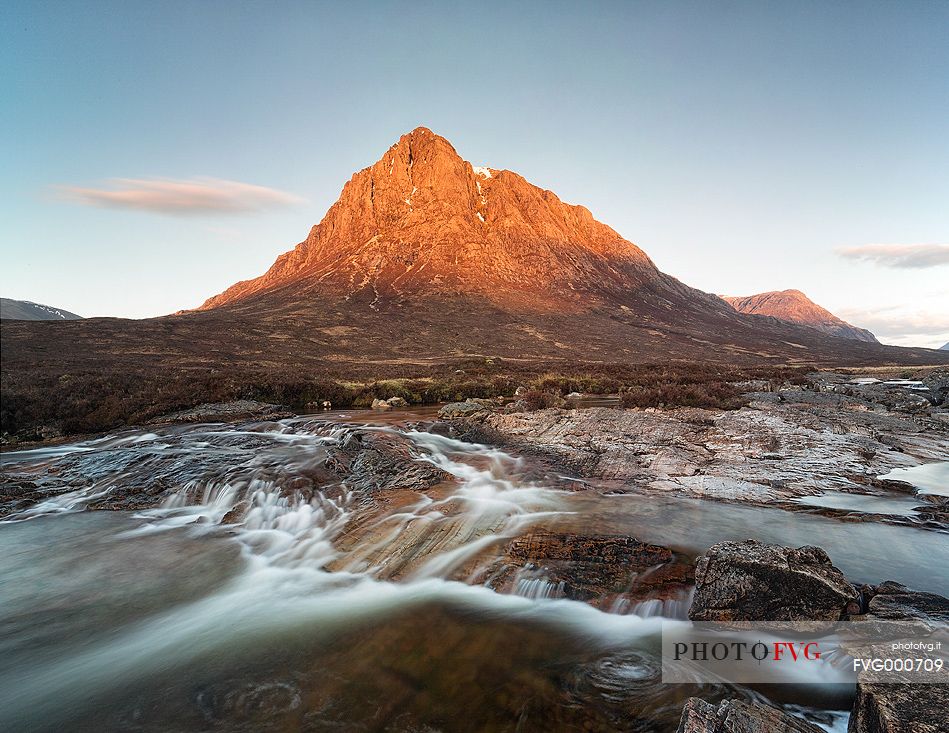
left=850, top=684, right=949, bottom=733
left=372, top=396, right=410, bottom=410
left=689, top=540, right=858, bottom=622
left=427, top=421, right=454, bottom=437
left=845, top=578, right=949, bottom=733
left=153, top=400, right=293, bottom=424
left=1, top=421, right=450, bottom=517
left=438, top=398, right=495, bottom=419
left=326, top=429, right=449, bottom=493
left=922, top=369, right=948, bottom=407
left=491, top=532, right=693, bottom=604
left=863, top=580, right=949, bottom=622
left=442, top=395, right=949, bottom=521
left=676, top=697, right=823, bottom=733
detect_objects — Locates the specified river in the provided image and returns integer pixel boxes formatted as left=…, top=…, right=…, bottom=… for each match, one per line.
left=1, top=409, right=945, bottom=732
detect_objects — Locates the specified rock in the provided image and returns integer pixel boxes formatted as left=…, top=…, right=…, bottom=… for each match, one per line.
left=325, top=429, right=449, bottom=493
left=514, top=386, right=528, bottom=396
left=845, top=579, right=949, bottom=733
left=689, top=540, right=858, bottom=622
left=864, top=580, right=949, bottom=622
left=922, top=369, right=948, bottom=407
left=386, top=396, right=409, bottom=408
left=441, top=401, right=949, bottom=521
left=438, top=399, right=495, bottom=419
left=489, top=532, right=693, bottom=605
left=152, top=400, right=293, bottom=424
left=850, top=684, right=949, bottom=733
left=676, top=697, right=823, bottom=733
left=322, top=400, right=333, bottom=409
left=371, top=398, right=392, bottom=411
left=566, top=392, right=583, bottom=399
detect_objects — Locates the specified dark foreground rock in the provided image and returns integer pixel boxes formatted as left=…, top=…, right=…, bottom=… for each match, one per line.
left=850, top=683, right=949, bottom=733
left=862, top=580, right=949, bottom=623
left=484, top=532, right=694, bottom=605
left=689, top=540, right=858, bottom=621
left=676, top=697, right=823, bottom=733
left=848, top=580, right=949, bottom=733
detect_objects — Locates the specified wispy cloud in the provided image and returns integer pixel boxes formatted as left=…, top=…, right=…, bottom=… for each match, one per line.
left=837, top=299, right=949, bottom=349
left=57, top=177, right=304, bottom=215
left=837, top=243, right=949, bottom=269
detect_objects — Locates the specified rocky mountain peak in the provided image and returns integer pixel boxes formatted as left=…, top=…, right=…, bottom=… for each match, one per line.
left=200, top=127, right=665, bottom=311
left=722, top=289, right=878, bottom=343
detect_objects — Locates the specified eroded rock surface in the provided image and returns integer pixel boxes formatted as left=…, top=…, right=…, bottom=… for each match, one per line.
left=152, top=400, right=293, bottom=424
left=483, top=532, right=694, bottom=607
left=676, top=697, right=823, bottom=733
left=689, top=540, right=857, bottom=622
left=0, top=421, right=449, bottom=518
left=850, top=682, right=949, bottom=733
left=448, top=388, right=949, bottom=522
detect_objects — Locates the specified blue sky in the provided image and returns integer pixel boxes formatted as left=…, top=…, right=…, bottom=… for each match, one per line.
left=2, top=0, right=947, bottom=346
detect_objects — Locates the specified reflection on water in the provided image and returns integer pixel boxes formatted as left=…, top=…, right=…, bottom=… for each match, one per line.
left=1, top=412, right=941, bottom=731
left=791, top=491, right=923, bottom=518
left=879, top=461, right=949, bottom=497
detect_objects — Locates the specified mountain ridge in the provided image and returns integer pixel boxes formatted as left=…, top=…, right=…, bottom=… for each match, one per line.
left=0, top=298, right=82, bottom=321
left=721, top=290, right=877, bottom=343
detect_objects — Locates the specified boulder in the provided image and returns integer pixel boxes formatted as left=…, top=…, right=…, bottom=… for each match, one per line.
left=922, top=369, right=948, bottom=407
left=864, top=580, right=949, bottom=622
left=438, top=399, right=495, bottom=419
left=371, top=398, right=393, bottom=410
left=676, top=697, right=823, bottom=733
left=847, top=580, right=949, bottom=733
left=689, top=540, right=858, bottom=622
left=850, top=684, right=949, bottom=733
left=386, top=396, right=409, bottom=408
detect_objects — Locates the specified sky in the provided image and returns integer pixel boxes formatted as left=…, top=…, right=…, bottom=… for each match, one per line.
left=2, top=0, right=947, bottom=348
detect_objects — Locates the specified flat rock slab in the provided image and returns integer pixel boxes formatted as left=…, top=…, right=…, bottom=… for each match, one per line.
left=449, top=395, right=949, bottom=522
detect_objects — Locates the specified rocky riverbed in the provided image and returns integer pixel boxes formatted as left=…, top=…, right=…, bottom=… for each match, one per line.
left=440, top=372, right=949, bottom=529
left=1, top=372, right=946, bottom=732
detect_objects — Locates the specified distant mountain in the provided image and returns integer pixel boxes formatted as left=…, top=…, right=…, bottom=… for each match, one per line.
left=941, top=343, right=949, bottom=351
left=721, top=290, right=877, bottom=343
left=0, top=298, right=82, bottom=321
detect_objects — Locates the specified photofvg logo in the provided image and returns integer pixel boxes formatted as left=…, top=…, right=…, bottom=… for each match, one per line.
left=661, top=621, right=949, bottom=685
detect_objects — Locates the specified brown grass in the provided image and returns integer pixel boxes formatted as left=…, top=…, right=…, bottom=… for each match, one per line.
left=1, top=359, right=815, bottom=441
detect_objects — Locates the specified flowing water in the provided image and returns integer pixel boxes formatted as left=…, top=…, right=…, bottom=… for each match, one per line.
left=1, top=410, right=945, bottom=732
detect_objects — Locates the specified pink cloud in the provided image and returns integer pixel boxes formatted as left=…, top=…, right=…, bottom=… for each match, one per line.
left=57, top=177, right=304, bottom=215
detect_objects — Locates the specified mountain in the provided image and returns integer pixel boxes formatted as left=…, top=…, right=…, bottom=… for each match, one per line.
left=188, top=127, right=918, bottom=366
left=721, top=290, right=877, bottom=343
left=0, top=298, right=82, bottom=321
left=201, top=127, right=698, bottom=313
left=941, top=343, right=949, bottom=351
